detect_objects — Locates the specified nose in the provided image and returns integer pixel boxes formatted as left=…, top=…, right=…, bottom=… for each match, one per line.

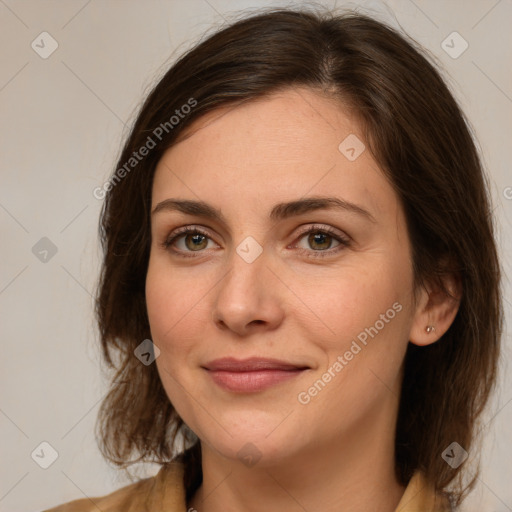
left=211, top=248, right=285, bottom=337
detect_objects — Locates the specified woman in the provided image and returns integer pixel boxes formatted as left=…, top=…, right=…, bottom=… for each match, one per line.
left=44, top=6, right=502, bottom=512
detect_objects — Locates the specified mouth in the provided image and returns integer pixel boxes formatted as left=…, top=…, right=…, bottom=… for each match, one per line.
left=202, top=357, right=310, bottom=393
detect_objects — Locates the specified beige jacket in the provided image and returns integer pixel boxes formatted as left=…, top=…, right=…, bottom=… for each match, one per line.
left=43, top=462, right=452, bottom=511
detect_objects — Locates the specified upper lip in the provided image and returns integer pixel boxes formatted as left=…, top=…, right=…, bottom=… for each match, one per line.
left=203, top=357, right=309, bottom=372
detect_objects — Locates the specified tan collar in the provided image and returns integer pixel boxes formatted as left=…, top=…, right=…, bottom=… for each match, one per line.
left=146, top=461, right=187, bottom=510
left=394, top=471, right=452, bottom=511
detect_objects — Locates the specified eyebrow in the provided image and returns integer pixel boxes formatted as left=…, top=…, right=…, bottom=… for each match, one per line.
left=152, top=196, right=376, bottom=224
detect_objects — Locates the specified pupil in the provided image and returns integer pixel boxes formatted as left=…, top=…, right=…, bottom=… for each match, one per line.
left=187, top=234, right=206, bottom=250
left=310, top=232, right=330, bottom=250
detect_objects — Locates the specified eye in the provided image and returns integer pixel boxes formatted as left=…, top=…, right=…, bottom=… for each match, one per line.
left=161, top=226, right=218, bottom=257
left=292, top=224, right=350, bottom=258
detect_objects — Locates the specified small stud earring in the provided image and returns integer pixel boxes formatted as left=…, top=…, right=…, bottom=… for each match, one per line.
left=426, top=325, right=436, bottom=333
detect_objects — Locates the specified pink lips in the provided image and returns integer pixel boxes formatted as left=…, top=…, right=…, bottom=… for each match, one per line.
left=203, top=357, right=308, bottom=393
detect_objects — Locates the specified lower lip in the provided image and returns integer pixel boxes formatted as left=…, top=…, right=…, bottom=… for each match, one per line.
left=206, top=369, right=305, bottom=393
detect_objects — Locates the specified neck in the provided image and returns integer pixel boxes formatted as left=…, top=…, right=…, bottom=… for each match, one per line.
left=188, top=397, right=406, bottom=512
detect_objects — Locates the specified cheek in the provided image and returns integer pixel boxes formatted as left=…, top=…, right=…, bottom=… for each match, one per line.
left=145, top=257, right=207, bottom=354
left=145, top=258, right=209, bottom=422
left=299, top=266, right=409, bottom=417
left=298, top=260, right=407, bottom=350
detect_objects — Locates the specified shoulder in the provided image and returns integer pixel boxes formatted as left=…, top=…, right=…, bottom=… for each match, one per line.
left=42, top=462, right=186, bottom=512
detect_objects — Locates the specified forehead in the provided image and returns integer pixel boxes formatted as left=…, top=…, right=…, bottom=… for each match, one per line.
left=171, top=88, right=359, bottom=165
left=152, top=88, right=394, bottom=223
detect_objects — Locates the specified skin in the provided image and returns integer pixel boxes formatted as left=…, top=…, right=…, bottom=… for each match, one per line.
left=145, top=87, right=460, bottom=512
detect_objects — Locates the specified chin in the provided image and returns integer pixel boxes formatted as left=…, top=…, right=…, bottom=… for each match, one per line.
left=212, top=432, right=297, bottom=468
left=194, top=411, right=313, bottom=468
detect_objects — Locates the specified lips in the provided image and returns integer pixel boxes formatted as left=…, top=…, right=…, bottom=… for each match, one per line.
left=203, top=357, right=309, bottom=393
left=204, top=357, right=308, bottom=372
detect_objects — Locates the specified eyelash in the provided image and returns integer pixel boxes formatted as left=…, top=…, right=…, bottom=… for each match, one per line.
left=160, top=224, right=351, bottom=259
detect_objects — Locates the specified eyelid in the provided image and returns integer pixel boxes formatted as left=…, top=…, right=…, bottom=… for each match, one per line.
left=292, top=223, right=350, bottom=243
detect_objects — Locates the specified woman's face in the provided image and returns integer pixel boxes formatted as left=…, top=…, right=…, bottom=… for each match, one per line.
left=146, top=88, right=421, bottom=465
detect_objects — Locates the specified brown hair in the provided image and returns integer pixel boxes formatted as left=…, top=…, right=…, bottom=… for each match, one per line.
left=94, top=6, right=502, bottom=507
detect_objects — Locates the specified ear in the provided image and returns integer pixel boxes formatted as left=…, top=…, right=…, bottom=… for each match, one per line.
left=409, top=271, right=462, bottom=347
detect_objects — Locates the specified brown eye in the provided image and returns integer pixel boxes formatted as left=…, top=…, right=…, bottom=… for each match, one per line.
left=293, top=225, right=350, bottom=259
left=162, top=226, right=217, bottom=256
left=307, top=231, right=335, bottom=251
left=183, top=233, right=208, bottom=251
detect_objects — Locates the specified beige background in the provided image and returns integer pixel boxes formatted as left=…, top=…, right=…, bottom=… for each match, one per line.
left=0, top=0, right=511, bottom=511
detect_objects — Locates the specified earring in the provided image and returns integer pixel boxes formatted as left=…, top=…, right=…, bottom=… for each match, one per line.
left=425, top=325, right=436, bottom=333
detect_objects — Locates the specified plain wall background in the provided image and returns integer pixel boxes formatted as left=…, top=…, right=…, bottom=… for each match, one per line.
left=0, top=0, right=511, bottom=510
